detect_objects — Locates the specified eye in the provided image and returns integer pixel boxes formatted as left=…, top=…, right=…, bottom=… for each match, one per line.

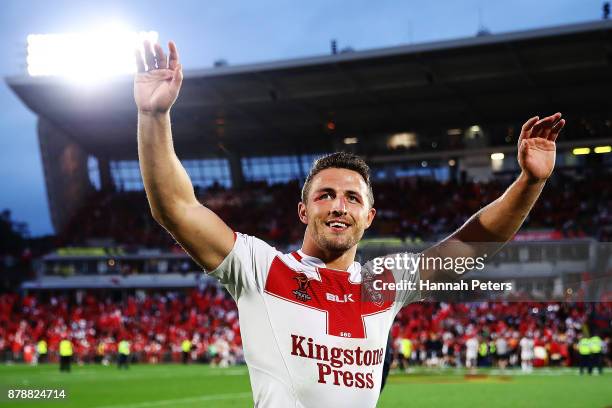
left=348, top=195, right=359, bottom=203
left=319, top=193, right=331, bottom=199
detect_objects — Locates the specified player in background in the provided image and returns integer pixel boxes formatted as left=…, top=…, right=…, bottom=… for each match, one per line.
left=519, top=333, right=535, bottom=373
left=495, top=334, right=509, bottom=370
left=465, top=333, right=479, bottom=372
left=134, top=40, right=565, bottom=407
left=508, top=331, right=520, bottom=367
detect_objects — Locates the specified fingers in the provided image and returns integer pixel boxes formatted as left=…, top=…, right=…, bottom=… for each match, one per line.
left=134, top=49, right=145, bottom=73
left=548, top=118, right=565, bottom=142
left=137, top=41, right=174, bottom=72
left=143, top=40, right=157, bottom=70
left=530, top=112, right=562, bottom=138
left=519, top=116, right=539, bottom=143
left=531, top=112, right=560, bottom=134
left=521, top=116, right=540, bottom=133
left=154, top=43, right=167, bottom=69
left=171, top=63, right=183, bottom=92
left=168, top=41, right=180, bottom=70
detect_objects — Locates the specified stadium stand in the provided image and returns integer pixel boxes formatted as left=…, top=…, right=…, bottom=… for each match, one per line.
left=55, top=172, right=611, bottom=249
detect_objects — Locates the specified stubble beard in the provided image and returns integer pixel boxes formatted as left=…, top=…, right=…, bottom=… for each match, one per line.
left=311, top=219, right=364, bottom=253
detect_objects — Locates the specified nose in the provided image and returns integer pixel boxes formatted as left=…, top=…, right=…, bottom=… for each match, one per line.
left=330, top=196, right=348, bottom=215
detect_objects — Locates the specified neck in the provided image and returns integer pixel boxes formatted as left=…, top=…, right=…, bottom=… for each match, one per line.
left=301, top=236, right=357, bottom=271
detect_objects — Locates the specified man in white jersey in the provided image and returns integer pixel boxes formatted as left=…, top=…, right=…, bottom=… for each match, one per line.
left=465, top=334, right=479, bottom=370
left=520, top=333, right=535, bottom=373
left=134, top=40, right=565, bottom=407
left=495, top=334, right=509, bottom=369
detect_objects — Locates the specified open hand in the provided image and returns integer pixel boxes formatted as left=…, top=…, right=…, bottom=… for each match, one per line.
left=517, top=113, right=565, bottom=182
left=134, top=41, right=183, bottom=114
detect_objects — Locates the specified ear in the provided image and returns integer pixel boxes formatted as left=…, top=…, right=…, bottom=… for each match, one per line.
left=298, top=201, right=308, bottom=225
left=364, top=207, right=376, bottom=229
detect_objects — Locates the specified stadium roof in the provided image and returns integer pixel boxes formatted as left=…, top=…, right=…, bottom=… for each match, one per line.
left=7, top=19, right=612, bottom=160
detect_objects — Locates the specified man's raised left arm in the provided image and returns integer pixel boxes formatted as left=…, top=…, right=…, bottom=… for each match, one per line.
left=420, top=113, right=565, bottom=282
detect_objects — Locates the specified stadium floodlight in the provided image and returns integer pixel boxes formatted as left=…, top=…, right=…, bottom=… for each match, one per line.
left=490, top=152, right=504, bottom=171
left=343, top=137, right=358, bottom=144
left=594, top=145, right=612, bottom=154
left=447, top=128, right=462, bottom=136
left=27, top=22, right=158, bottom=83
left=572, top=147, right=590, bottom=155
left=387, top=132, right=417, bottom=149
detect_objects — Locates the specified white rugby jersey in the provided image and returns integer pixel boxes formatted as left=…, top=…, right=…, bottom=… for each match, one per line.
left=209, top=232, right=421, bottom=408
left=520, top=337, right=535, bottom=359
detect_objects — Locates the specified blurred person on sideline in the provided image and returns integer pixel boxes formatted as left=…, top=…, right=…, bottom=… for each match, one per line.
left=59, top=337, right=73, bottom=372
left=118, top=339, right=130, bottom=369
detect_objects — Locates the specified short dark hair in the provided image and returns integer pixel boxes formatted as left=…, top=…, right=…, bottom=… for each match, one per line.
left=301, top=152, right=374, bottom=207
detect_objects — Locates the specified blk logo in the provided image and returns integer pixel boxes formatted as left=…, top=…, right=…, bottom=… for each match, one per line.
left=326, top=293, right=355, bottom=303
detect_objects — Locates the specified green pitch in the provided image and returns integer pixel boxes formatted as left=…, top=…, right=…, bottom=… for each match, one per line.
left=0, top=364, right=610, bottom=407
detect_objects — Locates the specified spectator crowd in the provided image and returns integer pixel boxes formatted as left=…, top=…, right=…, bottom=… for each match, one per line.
left=0, top=288, right=242, bottom=367
left=58, top=173, right=612, bottom=249
left=1, top=289, right=609, bottom=370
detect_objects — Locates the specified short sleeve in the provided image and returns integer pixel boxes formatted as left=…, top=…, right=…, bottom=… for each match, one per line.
left=391, top=252, right=422, bottom=309
left=361, top=252, right=422, bottom=315
left=208, top=232, right=279, bottom=299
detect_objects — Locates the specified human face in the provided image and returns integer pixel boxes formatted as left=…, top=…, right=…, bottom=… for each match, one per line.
left=299, top=168, right=376, bottom=253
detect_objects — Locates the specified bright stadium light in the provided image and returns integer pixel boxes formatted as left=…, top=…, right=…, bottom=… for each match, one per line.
left=572, top=147, right=590, bottom=155
left=490, top=152, right=504, bottom=171
left=387, top=132, right=417, bottom=149
left=447, top=128, right=462, bottom=136
left=27, top=22, right=158, bottom=83
left=594, top=145, right=612, bottom=154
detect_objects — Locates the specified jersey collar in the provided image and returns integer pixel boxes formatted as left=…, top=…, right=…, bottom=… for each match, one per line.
left=293, top=249, right=362, bottom=274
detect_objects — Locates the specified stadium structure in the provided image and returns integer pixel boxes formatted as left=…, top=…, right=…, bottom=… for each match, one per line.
left=2, top=19, right=612, bottom=408
left=5, top=20, right=612, bottom=296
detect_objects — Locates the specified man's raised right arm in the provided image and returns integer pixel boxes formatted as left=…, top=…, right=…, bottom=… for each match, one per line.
left=135, top=41, right=234, bottom=271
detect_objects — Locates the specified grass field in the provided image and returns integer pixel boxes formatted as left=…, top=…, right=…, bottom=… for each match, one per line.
left=0, top=364, right=610, bottom=407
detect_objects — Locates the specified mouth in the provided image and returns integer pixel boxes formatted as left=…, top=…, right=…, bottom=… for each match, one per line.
left=325, top=220, right=351, bottom=233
